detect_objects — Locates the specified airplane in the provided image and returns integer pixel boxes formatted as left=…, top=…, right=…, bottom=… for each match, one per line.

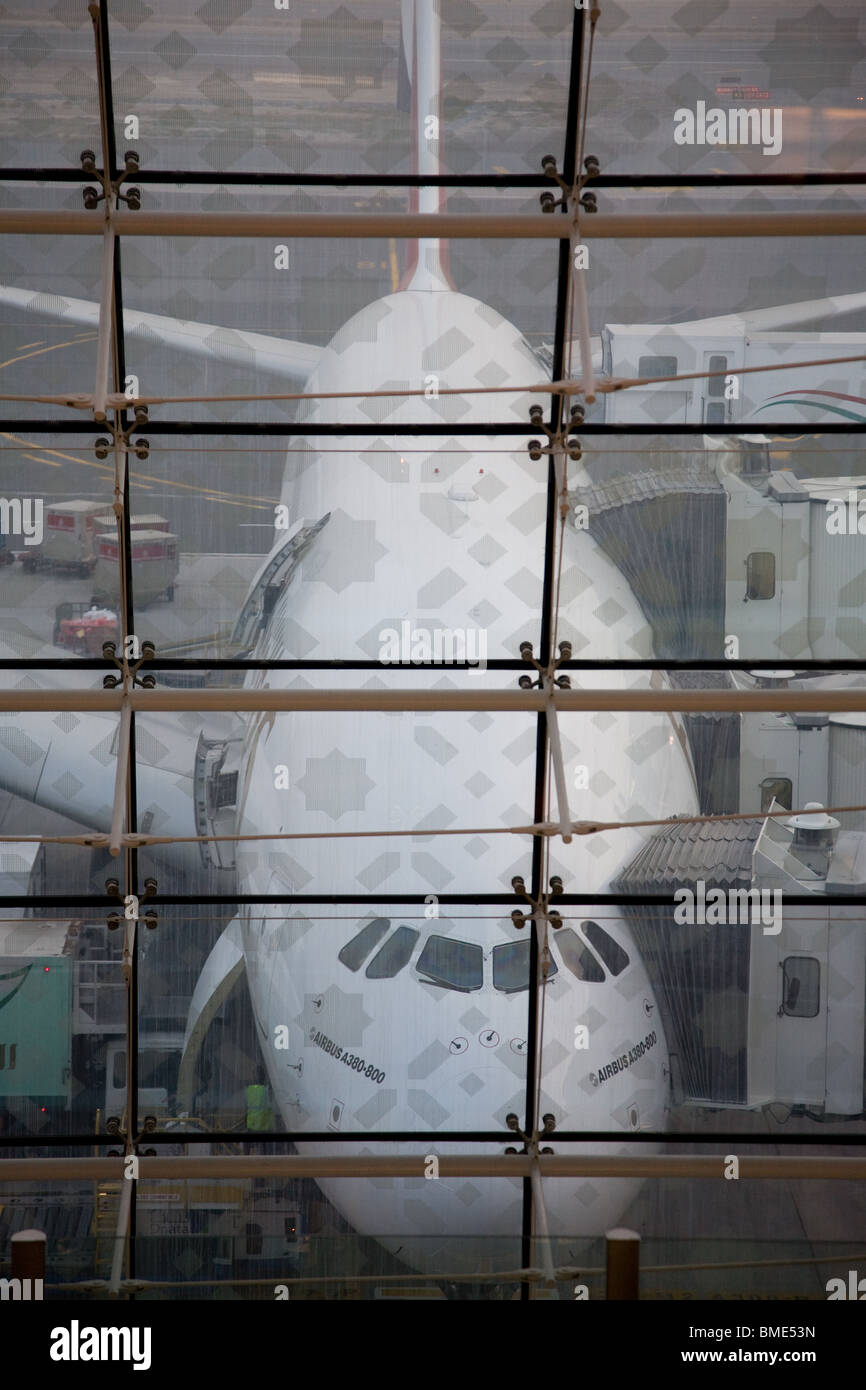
left=0, top=0, right=862, bottom=1281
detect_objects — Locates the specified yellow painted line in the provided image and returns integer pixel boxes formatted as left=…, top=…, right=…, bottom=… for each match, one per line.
left=21, top=452, right=62, bottom=468
left=1, top=433, right=276, bottom=511
left=1, top=434, right=112, bottom=476
left=0, top=334, right=98, bottom=372
left=16, top=340, right=45, bottom=351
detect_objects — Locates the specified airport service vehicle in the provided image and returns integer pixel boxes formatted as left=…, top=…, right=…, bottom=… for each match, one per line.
left=93, top=529, right=178, bottom=605
left=53, top=602, right=120, bottom=656
left=21, top=500, right=105, bottom=577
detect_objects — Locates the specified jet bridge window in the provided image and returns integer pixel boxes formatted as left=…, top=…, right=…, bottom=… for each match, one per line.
left=780, top=956, right=820, bottom=1018
left=366, top=925, right=418, bottom=979
left=416, top=935, right=483, bottom=992
left=338, top=918, right=390, bottom=972
left=638, top=355, right=677, bottom=379
left=706, top=355, right=728, bottom=397
left=761, top=777, right=792, bottom=813
left=581, top=921, right=629, bottom=977
left=492, top=939, right=558, bottom=994
left=553, top=928, right=605, bottom=983
left=746, top=551, right=775, bottom=599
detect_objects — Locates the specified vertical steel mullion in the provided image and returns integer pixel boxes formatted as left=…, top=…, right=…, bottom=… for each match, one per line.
left=95, top=0, right=141, bottom=1287
left=519, top=1, right=587, bottom=1302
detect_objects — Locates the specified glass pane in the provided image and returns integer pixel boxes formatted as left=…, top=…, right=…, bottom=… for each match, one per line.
left=553, top=928, right=605, bottom=983
left=492, top=937, right=558, bottom=993
left=366, top=923, right=418, bottom=978
left=338, top=917, right=391, bottom=971
left=581, top=920, right=629, bottom=977
left=589, top=1, right=865, bottom=174
left=108, top=3, right=572, bottom=175
left=416, top=933, right=483, bottom=991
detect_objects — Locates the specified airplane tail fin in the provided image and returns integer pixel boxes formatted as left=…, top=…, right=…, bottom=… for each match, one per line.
left=400, top=0, right=453, bottom=292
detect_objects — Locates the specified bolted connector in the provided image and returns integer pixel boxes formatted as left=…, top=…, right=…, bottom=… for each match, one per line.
left=567, top=438, right=582, bottom=461
left=123, top=150, right=140, bottom=173
left=103, top=674, right=121, bottom=689
left=528, top=439, right=543, bottom=461
left=580, top=191, right=598, bottom=214
left=102, top=640, right=116, bottom=660
left=82, top=185, right=101, bottom=210
left=541, top=154, right=558, bottom=178
left=122, top=186, right=141, bottom=210
left=528, top=403, right=545, bottom=426
left=542, top=1112, right=557, bottom=1133
left=80, top=149, right=98, bottom=174
left=518, top=674, right=535, bottom=689
left=570, top=404, right=585, bottom=426
left=511, top=875, right=526, bottom=894
left=584, top=154, right=601, bottom=178
left=143, top=877, right=158, bottom=898
left=143, top=910, right=158, bottom=930
left=504, top=1146, right=518, bottom=1154
left=549, top=875, right=564, bottom=896
left=539, top=190, right=558, bottom=213
left=511, top=910, right=527, bottom=929
left=141, top=640, right=156, bottom=661
left=138, top=674, right=156, bottom=689
left=107, top=912, right=121, bottom=930
left=104, top=877, right=120, bottom=898
left=519, top=642, right=534, bottom=661
left=105, top=1116, right=121, bottom=1135
left=94, top=437, right=110, bottom=459
left=548, top=909, right=563, bottom=930
left=142, top=1115, right=157, bottom=1133
left=558, top=640, right=573, bottom=661
left=134, top=437, right=149, bottom=460
left=505, top=1112, right=521, bottom=1131
left=555, top=674, right=572, bottom=689
left=132, top=405, right=148, bottom=427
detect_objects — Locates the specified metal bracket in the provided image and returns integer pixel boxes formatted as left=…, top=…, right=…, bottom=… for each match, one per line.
left=538, top=153, right=601, bottom=216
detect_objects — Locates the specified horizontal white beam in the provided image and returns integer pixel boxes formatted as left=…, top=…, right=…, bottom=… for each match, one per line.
left=1, top=1154, right=864, bottom=1180
left=0, top=211, right=863, bottom=240
left=2, top=687, right=866, bottom=714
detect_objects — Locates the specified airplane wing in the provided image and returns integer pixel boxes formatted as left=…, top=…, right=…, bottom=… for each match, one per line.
left=0, top=285, right=322, bottom=386
left=663, top=290, right=866, bottom=338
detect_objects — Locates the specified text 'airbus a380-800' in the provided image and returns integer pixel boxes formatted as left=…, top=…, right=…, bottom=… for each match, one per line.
left=0, top=0, right=861, bottom=1277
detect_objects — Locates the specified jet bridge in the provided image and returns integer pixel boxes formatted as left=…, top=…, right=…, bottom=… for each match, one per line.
left=614, top=805, right=866, bottom=1117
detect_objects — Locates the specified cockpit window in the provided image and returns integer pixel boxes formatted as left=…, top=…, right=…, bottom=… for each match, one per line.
left=581, top=921, right=629, bottom=977
left=365, top=925, right=418, bottom=979
left=338, top=917, right=390, bottom=971
left=492, top=939, right=558, bottom=993
left=416, top=935, right=483, bottom=992
left=554, top=928, right=605, bottom=983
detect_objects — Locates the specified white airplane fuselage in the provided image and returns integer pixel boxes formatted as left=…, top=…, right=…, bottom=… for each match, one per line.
left=232, top=281, right=700, bottom=1271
